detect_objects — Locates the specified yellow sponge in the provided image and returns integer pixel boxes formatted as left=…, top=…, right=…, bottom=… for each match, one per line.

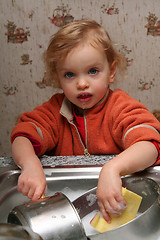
left=90, top=187, right=142, bottom=233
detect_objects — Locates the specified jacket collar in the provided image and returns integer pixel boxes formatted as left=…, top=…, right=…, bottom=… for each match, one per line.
left=60, top=89, right=110, bottom=122
left=60, top=96, right=74, bottom=122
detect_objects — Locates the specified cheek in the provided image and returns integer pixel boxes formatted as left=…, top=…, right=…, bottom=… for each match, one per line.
left=94, top=81, right=108, bottom=92
left=93, top=74, right=110, bottom=90
left=62, top=84, right=74, bottom=98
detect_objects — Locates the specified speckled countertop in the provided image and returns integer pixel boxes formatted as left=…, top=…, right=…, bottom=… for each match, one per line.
left=0, top=155, right=115, bottom=168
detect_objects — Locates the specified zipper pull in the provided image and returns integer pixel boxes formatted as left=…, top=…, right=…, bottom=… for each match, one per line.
left=84, top=148, right=90, bottom=157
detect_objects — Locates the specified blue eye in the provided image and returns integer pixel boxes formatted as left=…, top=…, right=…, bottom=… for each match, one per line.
left=65, top=72, right=74, bottom=78
left=89, top=68, right=98, bottom=75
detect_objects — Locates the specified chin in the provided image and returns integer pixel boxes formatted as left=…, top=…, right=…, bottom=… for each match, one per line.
left=80, top=103, right=94, bottom=110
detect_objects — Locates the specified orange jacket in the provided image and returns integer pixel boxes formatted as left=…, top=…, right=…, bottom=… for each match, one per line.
left=11, top=89, right=160, bottom=164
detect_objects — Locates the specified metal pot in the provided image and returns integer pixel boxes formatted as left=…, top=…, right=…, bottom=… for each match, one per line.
left=8, top=192, right=87, bottom=240
left=0, top=223, right=42, bottom=239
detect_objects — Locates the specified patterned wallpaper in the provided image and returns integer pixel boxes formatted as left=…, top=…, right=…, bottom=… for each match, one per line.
left=0, top=0, right=160, bottom=156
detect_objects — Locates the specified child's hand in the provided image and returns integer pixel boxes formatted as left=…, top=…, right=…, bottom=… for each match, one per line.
left=97, top=162, right=126, bottom=223
left=11, top=137, right=47, bottom=201
left=17, top=157, right=47, bottom=201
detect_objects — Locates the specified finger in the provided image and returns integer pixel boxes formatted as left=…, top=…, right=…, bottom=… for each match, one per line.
left=32, top=186, right=45, bottom=201
left=115, top=192, right=126, bottom=203
left=17, top=177, right=25, bottom=192
left=28, top=188, right=36, bottom=199
left=116, top=195, right=127, bottom=208
left=21, top=185, right=30, bottom=196
left=40, top=186, right=47, bottom=199
left=108, top=198, right=121, bottom=213
left=98, top=201, right=111, bottom=223
left=17, top=181, right=24, bottom=193
left=27, top=184, right=46, bottom=200
left=114, top=193, right=127, bottom=211
left=99, top=195, right=121, bottom=216
left=101, top=208, right=111, bottom=223
left=107, top=198, right=126, bottom=216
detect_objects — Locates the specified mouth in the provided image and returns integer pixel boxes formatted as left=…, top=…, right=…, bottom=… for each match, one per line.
left=77, top=92, right=93, bottom=102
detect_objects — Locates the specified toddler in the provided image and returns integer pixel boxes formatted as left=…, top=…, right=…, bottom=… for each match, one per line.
left=11, top=19, right=160, bottom=223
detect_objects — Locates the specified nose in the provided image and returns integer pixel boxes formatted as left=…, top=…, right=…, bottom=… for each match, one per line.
left=76, top=77, right=89, bottom=90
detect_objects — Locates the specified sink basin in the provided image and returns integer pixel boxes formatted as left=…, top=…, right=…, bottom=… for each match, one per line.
left=0, top=164, right=159, bottom=240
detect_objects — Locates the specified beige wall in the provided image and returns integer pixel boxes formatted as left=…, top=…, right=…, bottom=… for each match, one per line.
left=0, top=0, right=160, bottom=156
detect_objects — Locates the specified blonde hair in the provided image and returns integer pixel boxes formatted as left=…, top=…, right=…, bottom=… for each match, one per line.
left=44, top=19, right=126, bottom=87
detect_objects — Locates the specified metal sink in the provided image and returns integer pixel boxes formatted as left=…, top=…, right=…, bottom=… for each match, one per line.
left=0, top=162, right=159, bottom=239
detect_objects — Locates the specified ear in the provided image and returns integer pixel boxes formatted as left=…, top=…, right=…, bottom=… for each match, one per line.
left=109, top=60, right=117, bottom=83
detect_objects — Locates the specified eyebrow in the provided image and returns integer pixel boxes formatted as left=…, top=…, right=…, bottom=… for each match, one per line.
left=58, top=68, right=71, bottom=72
left=59, top=62, right=103, bottom=71
left=87, top=62, right=104, bottom=69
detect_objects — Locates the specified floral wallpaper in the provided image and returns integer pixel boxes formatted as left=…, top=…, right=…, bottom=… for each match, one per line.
left=0, top=0, right=160, bottom=156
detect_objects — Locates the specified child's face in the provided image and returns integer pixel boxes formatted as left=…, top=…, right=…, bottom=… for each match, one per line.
left=56, top=42, right=116, bottom=110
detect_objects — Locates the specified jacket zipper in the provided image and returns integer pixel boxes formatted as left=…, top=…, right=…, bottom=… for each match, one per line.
left=83, top=113, right=90, bottom=156
left=70, top=113, right=90, bottom=157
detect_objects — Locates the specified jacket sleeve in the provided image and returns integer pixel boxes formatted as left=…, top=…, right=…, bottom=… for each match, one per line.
left=11, top=95, right=62, bottom=156
left=109, top=90, right=160, bottom=156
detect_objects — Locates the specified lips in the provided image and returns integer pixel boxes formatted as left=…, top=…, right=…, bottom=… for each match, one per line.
left=77, top=92, right=92, bottom=102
